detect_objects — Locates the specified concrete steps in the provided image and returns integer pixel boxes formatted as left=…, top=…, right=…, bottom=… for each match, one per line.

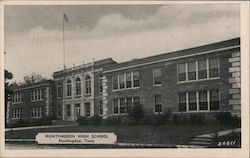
left=189, top=136, right=213, bottom=146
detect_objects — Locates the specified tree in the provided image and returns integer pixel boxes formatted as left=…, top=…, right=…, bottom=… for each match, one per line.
left=5, top=69, right=13, bottom=126
left=20, top=72, right=47, bottom=85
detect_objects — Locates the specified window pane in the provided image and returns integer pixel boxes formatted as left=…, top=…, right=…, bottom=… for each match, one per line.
left=99, top=101, right=103, bottom=115
left=113, top=99, right=118, bottom=114
left=126, top=97, right=133, bottom=113
left=210, top=90, right=219, bottom=110
left=188, top=61, right=196, bottom=80
left=198, top=60, right=207, bottom=79
left=188, top=92, right=197, bottom=111
left=112, top=75, right=118, bottom=90
left=199, top=91, right=208, bottom=110
left=209, top=58, right=219, bottom=68
left=119, top=74, right=125, bottom=89
left=154, top=95, right=161, bottom=104
left=133, top=97, right=140, bottom=105
left=154, top=68, right=162, bottom=85
left=113, top=99, right=119, bottom=114
left=178, top=93, right=186, bottom=103
left=133, top=71, right=140, bottom=87
left=178, top=63, right=186, bottom=73
left=209, top=58, right=219, bottom=78
left=178, top=93, right=186, bottom=112
left=120, top=98, right=126, bottom=114
left=126, top=73, right=132, bottom=88
left=154, top=95, right=162, bottom=113
left=154, top=68, right=161, bottom=77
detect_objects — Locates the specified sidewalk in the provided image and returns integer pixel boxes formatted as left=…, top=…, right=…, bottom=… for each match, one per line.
left=5, top=124, right=76, bottom=132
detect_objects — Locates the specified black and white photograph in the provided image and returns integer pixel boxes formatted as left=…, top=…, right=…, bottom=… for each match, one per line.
left=1, top=0, right=249, bottom=157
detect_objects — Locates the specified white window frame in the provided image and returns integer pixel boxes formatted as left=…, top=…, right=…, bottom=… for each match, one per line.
left=153, top=68, right=162, bottom=86
left=57, top=84, right=62, bottom=98
left=177, top=90, right=220, bottom=113
left=31, top=106, right=42, bottom=118
left=177, top=57, right=220, bottom=83
left=154, top=94, right=162, bottom=114
left=75, top=77, right=81, bottom=96
left=31, top=89, right=43, bottom=102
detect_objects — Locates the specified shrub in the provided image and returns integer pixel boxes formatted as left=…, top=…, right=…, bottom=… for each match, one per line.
left=128, top=104, right=145, bottom=124
left=215, top=112, right=241, bottom=127
left=102, top=116, right=122, bottom=125
left=189, top=114, right=205, bottom=125
left=77, top=115, right=102, bottom=125
left=173, top=113, right=205, bottom=125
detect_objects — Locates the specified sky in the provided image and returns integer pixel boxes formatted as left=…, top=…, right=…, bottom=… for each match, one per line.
left=4, top=4, right=240, bottom=82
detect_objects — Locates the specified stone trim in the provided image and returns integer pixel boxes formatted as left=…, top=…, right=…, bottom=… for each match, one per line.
left=228, top=51, right=241, bottom=116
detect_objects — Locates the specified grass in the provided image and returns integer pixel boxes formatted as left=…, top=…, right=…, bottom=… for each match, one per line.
left=5, top=124, right=236, bottom=145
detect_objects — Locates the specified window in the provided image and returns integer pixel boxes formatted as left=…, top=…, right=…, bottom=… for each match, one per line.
left=57, top=84, right=62, bottom=98
left=85, top=103, right=91, bottom=116
left=178, top=63, right=186, bottom=82
left=85, top=75, right=91, bottom=94
left=112, top=75, right=118, bottom=90
left=99, top=75, right=103, bottom=93
left=199, top=91, right=208, bottom=110
left=198, top=59, right=207, bottom=79
left=209, top=58, right=219, bottom=78
left=120, top=98, right=126, bottom=114
left=188, top=92, right=197, bottom=111
left=154, top=95, right=162, bottom=113
left=76, top=77, right=81, bottom=95
left=210, top=90, right=220, bottom=110
left=178, top=58, right=219, bottom=82
left=99, top=101, right=103, bottom=115
left=153, top=68, right=162, bottom=85
left=126, top=72, right=132, bottom=88
left=133, top=97, right=140, bottom=106
left=67, top=79, right=72, bottom=97
left=12, top=108, right=22, bottom=119
left=178, top=93, right=187, bottom=112
left=66, top=104, right=71, bottom=116
left=188, top=61, right=196, bottom=81
left=31, top=106, right=42, bottom=118
left=57, top=104, right=62, bottom=116
left=13, top=92, right=23, bottom=103
left=178, top=90, right=220, bottom=112
left=133, top=71, right=140, bottom=87
left=31, top=89, right=43, bottom=101
left=119, top=74, right=125, bottom=89
left=126, top=97, right=133, bottom=113
left=34, top=91, right=38, bottom=100
left=113, top=99, right=119, bottom=114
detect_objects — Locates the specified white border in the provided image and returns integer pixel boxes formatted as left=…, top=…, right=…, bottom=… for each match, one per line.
left=0, top=1, right=249, bottom=158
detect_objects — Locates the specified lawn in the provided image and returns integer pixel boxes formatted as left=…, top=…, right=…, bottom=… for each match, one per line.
left=6, top=124, right=235, bottom=145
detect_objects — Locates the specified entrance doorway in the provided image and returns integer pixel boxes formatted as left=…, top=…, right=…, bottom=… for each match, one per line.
left=74, top=104, right=81, bottom=120
left=84, top=103, right=91, bottom=117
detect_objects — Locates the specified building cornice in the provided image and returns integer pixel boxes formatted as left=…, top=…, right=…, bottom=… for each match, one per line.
left=103, top=45, right=240, bottom=74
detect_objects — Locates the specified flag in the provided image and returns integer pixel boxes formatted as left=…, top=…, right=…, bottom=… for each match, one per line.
left=63, top=13, right=68, bottom=23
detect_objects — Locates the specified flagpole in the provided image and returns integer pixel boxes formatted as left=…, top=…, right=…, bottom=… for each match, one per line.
left=63, top=13, right=66, bottom=69
left=62, top=13, right=66, bottom=121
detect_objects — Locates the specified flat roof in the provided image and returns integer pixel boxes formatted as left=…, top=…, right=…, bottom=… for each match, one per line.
left=103, top=37, right=240, bottom=73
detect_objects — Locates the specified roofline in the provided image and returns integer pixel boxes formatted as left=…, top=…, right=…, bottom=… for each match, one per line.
left=12, top=80, right=53, bottom=91
left=103, top=44, right=240, bottom=74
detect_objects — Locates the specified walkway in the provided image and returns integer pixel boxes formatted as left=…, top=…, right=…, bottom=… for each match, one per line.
left=5, top=124, right=76, bottom=132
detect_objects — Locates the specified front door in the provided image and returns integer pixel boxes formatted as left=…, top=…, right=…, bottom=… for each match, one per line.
left=84, top=103, right=91, bottom=117
left=74, top=104, right=81, bottom=120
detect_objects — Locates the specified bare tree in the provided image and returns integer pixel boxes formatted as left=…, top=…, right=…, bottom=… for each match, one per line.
left=20, top=72, right=47, bottom=85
